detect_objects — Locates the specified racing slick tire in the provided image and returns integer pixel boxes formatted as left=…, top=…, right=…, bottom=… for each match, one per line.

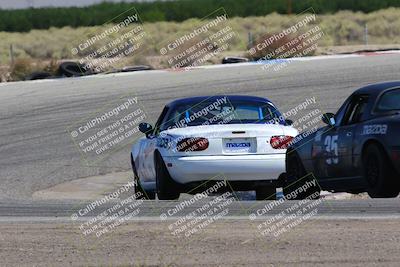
left=155, top=152, right=180, bottom=200
left=256, top=187, right=276, bottom=200
left=363, top=143, right=399, bottom=198
left=284, top=151, right=320, bottom=200
left=131, top=156, right=156, bottom=200
left=25, top=71, right=52, bottom=80
left=57, top=61, right=93, bottom=77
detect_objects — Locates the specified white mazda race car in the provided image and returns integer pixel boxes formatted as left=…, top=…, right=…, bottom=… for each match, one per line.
left=131, top=95, right=298, bottom=200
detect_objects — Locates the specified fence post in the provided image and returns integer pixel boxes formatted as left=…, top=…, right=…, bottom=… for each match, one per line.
left=9, top=44, right=15, bottom=66
left=364, top=23, right=368, bottom=46
left=248, top=32, right=253, bottom=48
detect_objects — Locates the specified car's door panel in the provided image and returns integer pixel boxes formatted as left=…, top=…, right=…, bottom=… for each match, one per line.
left=313, top=94, right=370, bottom=180
left=137, top=107, right=170, bottom=183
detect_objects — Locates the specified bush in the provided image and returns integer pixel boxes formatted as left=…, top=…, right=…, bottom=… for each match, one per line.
left=9, top=58, right=34, bottom=81
left=248, top=33, right=296, bottom=60
left=2, top=8, right=400, bottom=80
left=9, top=58, right=58, bottom=81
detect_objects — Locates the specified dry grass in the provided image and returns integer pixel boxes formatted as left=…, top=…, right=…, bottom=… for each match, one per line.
left=0, top=8, right=399, bottom=80
left=7, top=58, right=59, bottom=81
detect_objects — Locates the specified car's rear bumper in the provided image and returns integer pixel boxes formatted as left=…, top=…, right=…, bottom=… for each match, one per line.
left=163, top=154, right=286, bottom=184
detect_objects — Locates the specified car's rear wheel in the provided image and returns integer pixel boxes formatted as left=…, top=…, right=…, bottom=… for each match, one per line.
left=255, top=187, right=276, bottom=200
left=363, top=144, right=399, bottom=198
left=284, top=151, right=320, bottom=200
left=131, top=156, right=155, bottom=200
left=155, top=152, right=180, bottom=200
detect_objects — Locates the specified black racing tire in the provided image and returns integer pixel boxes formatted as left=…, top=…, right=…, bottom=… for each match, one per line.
left=57, top=61, right=92, bottom=77
left=255, top=187, right=276, bottom=200
left=25, top=71, right=52, bottom=80
left=363, top=143, right=399, bottom=198
left=284, top=152, right=320, bottom=200
left=130, top=155, right=155, bottom=200
left=155, top=152, right=180, bottom=200
left=120, top=65, right=153, bottom=72
left=222, top=56, right=249, bottom=64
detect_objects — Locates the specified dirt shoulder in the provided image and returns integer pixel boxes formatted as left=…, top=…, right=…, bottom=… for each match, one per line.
left=0, top=219, right=399, bottom=266
left=32, top=171, right=131, bottom=200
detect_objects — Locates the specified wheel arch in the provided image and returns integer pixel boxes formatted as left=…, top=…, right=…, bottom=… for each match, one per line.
left=130, top=153, right=135, bottom=170
left=285, top=148, right=309, bottom=180
left=360, top=138, right=397, bottom=176
left=361, top=139, right=389, bottom=162
left=153, top=149, right=161, bottom=163
left=153, top=149, right=168, bottom=175
left=286, top=147, right=312, bottom=175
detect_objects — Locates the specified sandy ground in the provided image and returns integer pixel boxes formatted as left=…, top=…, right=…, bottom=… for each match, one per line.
left=32, top=170, right=370, bottom=202
left=0, top=219, right=399, bottom=266
left=32, top=171, right=131, bottom=200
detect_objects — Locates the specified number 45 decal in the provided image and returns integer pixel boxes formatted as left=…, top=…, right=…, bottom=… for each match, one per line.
left=324, top=135, right=339, bottom=165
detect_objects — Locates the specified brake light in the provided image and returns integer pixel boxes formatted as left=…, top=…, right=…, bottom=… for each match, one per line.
left=270, top=136, right=294, bottom=149
left=176, top=137, right=209, bottom=152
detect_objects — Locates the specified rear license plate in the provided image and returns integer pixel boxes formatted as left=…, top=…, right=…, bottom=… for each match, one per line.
left=223, top=138, right=256, bottom=153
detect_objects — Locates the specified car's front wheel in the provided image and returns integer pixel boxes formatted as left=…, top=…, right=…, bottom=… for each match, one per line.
left=363, top=144, right=399, bottom=198
left=155, top=152, right=180, bottom=200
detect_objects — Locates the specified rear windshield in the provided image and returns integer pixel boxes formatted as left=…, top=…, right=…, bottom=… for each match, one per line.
left=376, top=88, right=400, bottom=111
left=160, top=98, right=284, bottom=131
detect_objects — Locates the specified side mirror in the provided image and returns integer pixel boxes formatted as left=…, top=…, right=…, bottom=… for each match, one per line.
left=285, top=119, right=294, bottom=126
left=138, top=122, right=153, bottom=138
left=322, top=113, right=336, bottom=126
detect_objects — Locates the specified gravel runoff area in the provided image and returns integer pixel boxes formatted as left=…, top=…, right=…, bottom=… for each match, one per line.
left=0, top=219, right=399, bottom=266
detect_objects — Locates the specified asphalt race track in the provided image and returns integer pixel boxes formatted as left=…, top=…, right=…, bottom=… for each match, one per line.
left=0, top=198, right=400, bottom=220
left=0, top=53, right=400, bottom=218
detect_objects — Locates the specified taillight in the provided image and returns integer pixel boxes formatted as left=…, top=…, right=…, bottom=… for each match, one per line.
left=176, top=137, right=209, bottom=152
left=270, top=136, right=293, bottom=149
